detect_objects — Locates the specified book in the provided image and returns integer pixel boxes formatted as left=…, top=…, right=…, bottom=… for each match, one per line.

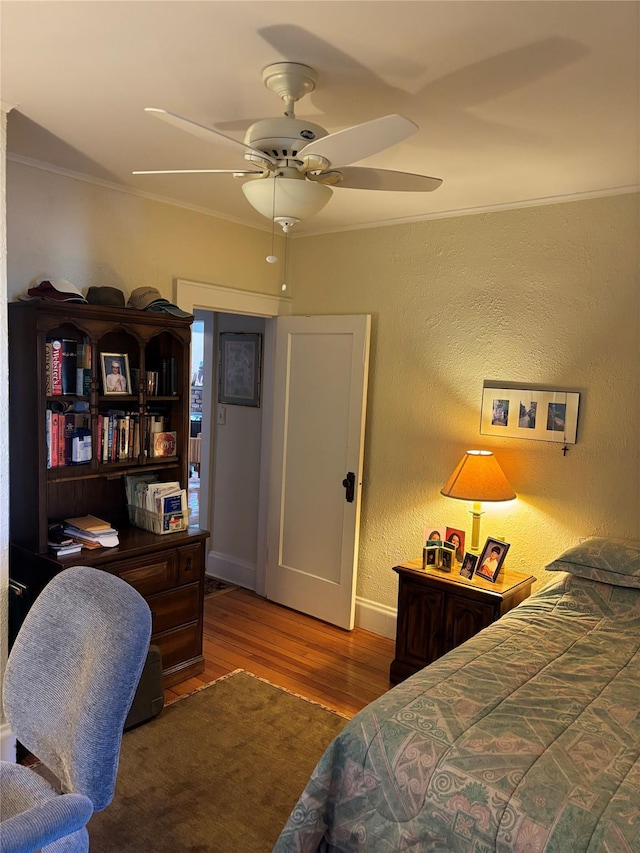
left=45, top=342, right=52, bottom=395
left=64, top=527, right=119, bottom=548
left=64, top=513, right=113, bottom=532
left=63, top=413, right=76, bottom=464
left=158, top=489, right=188, bottom=532
left=49, top=339, right=63, bottom=395
left=47, top=521, right=74, bottom=546
left=50, top=410, right=60, bottom=466
left=61, top=339, right=78, bottom=395
left=45, top=408, right=52, bottom=468
left=152, top=431, right=177, bottom=457
left=75, top=343, right=91, bottom=395
left=49, top=542, right=83, bottom=557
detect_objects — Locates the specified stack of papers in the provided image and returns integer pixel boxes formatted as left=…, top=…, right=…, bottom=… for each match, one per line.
left=63, top=514, right=119, bottom=548
left=125, top=474, right=188, bottom=533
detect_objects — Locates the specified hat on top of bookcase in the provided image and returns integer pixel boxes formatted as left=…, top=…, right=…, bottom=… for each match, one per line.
left=21, top=277, right=87, bottom=303
left=127, top=286, right=192, bottom=318
left=86, top=286, right=126, bottom=307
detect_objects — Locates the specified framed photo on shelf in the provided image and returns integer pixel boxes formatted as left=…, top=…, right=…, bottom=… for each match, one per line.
left=475, top=538, right=510, bottom=582
left=459, top=552, right=478, bottom=579
left=218, top=332, right=262, bottom=407
left=100, top=352, right=131, bottom=395
left=480, top=384, right=580, bottom=444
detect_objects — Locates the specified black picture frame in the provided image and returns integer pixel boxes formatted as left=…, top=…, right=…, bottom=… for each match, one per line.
left=218, top=332, right=262, bottom=407
left=459, top=552, right=478, bottom=579
left=475, top=538, right=510, bottom=582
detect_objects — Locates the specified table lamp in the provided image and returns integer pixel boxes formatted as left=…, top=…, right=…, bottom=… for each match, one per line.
left=440, top=450, right=516, bottom=551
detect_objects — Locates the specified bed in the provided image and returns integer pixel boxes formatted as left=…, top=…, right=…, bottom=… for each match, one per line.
left=273, top=538, right=640, bottom=852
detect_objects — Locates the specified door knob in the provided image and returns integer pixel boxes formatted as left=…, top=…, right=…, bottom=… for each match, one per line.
left=342, top=471, right=355, bottom=503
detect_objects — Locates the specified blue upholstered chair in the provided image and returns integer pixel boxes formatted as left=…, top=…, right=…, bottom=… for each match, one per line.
left=0, top=566, right=152, bottom=852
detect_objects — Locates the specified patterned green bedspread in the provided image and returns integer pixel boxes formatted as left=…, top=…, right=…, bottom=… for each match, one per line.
left=274, top=574, right=640, bottom=852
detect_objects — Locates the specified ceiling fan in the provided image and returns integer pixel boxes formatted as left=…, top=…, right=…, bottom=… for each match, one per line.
left=135, top=62, right=442, bottom=232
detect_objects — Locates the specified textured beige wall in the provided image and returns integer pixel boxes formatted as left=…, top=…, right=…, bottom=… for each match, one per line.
left=5, top=161, right=639, bottom=610
left=290, top=193, right=640, bottom=605
left=6, top=161, right=284, bottom=302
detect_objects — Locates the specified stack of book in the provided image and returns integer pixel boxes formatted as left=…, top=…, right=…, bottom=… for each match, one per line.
left=45, top=337, right=91, bottom=396
left=47, top=522, right=83, bottom=557
left=63, top=514, right=119, bottom=549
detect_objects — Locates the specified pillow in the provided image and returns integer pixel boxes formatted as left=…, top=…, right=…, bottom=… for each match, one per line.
left=546, top=537, right=640, bottom=587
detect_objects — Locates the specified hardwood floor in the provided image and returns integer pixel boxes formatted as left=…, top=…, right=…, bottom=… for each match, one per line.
left=164, top=586, right=396, bottom=717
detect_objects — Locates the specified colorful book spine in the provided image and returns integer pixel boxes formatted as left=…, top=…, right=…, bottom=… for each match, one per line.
left=50, top=411, right=59, bottom=466
left=45, top=342, right=52, bottom=395
left=45, top=408, right=52, bottom=468
left=49, top=340, right=63, bottom=395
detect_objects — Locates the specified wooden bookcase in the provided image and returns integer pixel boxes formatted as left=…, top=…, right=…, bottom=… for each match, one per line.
left=8, top=300, right=208, bottom=687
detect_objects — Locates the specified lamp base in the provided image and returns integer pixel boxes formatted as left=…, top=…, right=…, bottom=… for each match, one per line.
left=469, top=502, right=483, bottom=552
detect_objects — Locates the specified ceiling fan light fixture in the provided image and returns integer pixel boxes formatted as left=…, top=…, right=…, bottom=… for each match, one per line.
left=242, top=176, right=332, bottom=232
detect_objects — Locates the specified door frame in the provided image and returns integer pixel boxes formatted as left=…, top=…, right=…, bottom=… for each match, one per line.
left=176, top=279, right=292, bottom=596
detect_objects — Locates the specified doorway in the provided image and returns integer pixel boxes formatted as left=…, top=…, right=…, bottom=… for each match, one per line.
left=188, top=316, right=205, bottom=528
left=177, top=279, right=292, bottom=597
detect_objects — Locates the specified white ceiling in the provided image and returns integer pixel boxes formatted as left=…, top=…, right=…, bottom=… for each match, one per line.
left=2, top=1, right=638, bottom=236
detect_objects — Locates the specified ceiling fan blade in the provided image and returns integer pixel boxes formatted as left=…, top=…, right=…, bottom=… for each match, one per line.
left=144, top=108, right=276, bottom=166
left=133, top=169, right=262, bottom=175
left=299, top=114, right=418, bottom=167
left=326, top=166, right=442, bottom=192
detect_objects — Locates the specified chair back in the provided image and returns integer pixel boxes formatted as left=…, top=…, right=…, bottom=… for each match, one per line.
left=3, top=566, right=152, bottom=811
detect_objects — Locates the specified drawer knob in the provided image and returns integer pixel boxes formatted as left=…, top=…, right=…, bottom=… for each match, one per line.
left=185, top=557, right=192, bottom=572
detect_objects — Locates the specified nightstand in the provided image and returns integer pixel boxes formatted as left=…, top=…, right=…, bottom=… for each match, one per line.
left=390, top=559, right=535, bottom=684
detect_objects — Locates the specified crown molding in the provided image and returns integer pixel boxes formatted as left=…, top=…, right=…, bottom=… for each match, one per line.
left=7, top=152, right=638, bottom=238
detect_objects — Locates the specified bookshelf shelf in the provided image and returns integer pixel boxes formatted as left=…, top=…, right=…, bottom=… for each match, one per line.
left=9, top=299, right=208, bottom=687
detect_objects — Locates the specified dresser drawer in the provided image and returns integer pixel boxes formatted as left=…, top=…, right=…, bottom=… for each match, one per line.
left=153, top=622, right=201, bottom=669
left=147, top=584, right=200, bottom=634
left=177, top=543, right=203, bottom=586
left=110, top=551, right=177, bottom=596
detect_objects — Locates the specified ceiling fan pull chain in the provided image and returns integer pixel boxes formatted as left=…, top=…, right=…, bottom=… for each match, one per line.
left=266, top=179, right=278, bottom=264
left=282, top=232, right=288, bottom=292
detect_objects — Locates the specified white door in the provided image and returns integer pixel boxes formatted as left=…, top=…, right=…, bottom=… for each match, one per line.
left=266, top=314, right=371, bottom=630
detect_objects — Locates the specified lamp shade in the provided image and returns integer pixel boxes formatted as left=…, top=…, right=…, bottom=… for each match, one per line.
left=441, top=450, right=516, bottom=503
left=242, top=176, right=332, bottom=226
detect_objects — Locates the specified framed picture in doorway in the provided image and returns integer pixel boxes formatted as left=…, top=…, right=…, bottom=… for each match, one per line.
left=218, top=332, right=262, bottom=407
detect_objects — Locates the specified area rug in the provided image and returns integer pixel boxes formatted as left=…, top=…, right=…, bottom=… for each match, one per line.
left=88, top=670, right=348, bottom=852
left=203, top=576, right=238, bottom=597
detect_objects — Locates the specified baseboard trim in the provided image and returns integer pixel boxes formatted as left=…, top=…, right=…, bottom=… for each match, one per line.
left=355, top=597, right=397, bottom=639
left=204, top=556, right=397, bottom=640
left=1, top=722, right=16, bottom=762
left=206, top=550, right=256, bottom=591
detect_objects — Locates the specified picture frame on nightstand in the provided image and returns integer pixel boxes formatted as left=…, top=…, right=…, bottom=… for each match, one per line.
left=475, top=538, right=510, bottom=582
left=459, top=552, right=478, bottom=579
